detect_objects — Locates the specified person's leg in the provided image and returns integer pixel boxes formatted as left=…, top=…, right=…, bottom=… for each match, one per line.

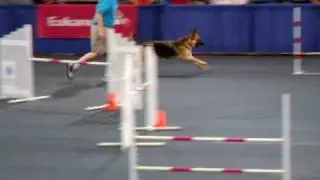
left=66, top=25, right=106, bottom=80
left=74, top=24, right=100, bottom=67
left=72, top=52, right=99, bottom=69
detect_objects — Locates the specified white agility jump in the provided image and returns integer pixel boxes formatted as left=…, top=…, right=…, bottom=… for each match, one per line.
left=95, top=52, right=168, bottom=149
left=120, top=86, right=292, bottom=180
left=135, top=94, right=292, bottom=180
left=0, top=25, right=129, bottom=104
left=292, top=7, right=320, bottom=75
left=0, top=24, right=181, bottom=131
left=0, top=24, right=109, bottom=104
left=5, top=56, right=106, bottom=103
left=96, top=48, right=183, bottom=149
left=83, top=34, right=182, bottom=131
left=0, top=25, right=170, bottom=149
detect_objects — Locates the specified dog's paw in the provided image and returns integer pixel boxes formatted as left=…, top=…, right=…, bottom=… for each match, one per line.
left=199, top=64, right=211, bottom=71
left=199, top=61, right=208, bottom=65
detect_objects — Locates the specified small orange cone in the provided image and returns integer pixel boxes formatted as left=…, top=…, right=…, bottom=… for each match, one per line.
left=104, top=93, right=119, bottom=111
left=155, top=109, right=168, bottom=127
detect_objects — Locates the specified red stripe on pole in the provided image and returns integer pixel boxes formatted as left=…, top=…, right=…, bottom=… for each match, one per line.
left=171, top=167, right=192, bottom=172
left=50, top=59, right=61, bottom=63
left=294, top=54, right=303, bottom=59
left=223, top=168, right=243, bottom=173
left=293, top=21, right=301, bottom=27
left=224, top=137, right=246, bottom=142
left=172, top=136, right=193, bottom=141
left=294, top=38, right=302, bottom=43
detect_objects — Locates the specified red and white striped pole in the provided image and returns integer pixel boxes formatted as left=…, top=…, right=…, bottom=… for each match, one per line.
left=293, top=7, right=303, bottom=75
left=136, top=166, right=284, bottom=174
left=136, top=135, right=283, bottom=143
left=30, top=57, right=108, bottom=66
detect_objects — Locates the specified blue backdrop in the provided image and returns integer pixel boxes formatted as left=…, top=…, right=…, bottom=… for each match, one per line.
left=1, top=4, right=320, bottom=54
left=137, top=4, right=320, bottom=54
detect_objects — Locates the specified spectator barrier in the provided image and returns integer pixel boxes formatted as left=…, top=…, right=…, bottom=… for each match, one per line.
left=0, top=4, right=319, bottom=54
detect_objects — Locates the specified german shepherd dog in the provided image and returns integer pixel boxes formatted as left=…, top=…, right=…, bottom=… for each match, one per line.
left=139, top=29, right=211, bottom=70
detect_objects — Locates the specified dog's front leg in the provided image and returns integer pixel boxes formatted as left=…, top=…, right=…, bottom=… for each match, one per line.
left=180, top=55, right=211, bottom=71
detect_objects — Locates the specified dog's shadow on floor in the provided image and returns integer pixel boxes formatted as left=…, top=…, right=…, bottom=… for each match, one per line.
left=48, top=68, right=211, bottom=100
left=159, top=70, right=212, bottom=79
left=50, top=81, right=106, bottom=99
left=68, top=110, right=120, bottom=127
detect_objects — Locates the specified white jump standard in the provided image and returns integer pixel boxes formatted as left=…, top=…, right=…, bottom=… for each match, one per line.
left=129, top=94, right=292, bottom=180
left=0, top=24, right=110, bottom=104
left=292, top=6, right=320, bottom=75
left=95, top=48, right=167, bottom=149
left=0, top=25, right=135, bottom=105
left=97, top=48, right=181, bottom=149
left=6, top=58, right=109, bottom=104
left=0, top=25, right=35, bottom=101
left=85, top=45, right=182, bottom=131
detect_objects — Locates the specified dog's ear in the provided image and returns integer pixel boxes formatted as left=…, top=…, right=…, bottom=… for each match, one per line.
left=190, top=28, right=199, bottom=37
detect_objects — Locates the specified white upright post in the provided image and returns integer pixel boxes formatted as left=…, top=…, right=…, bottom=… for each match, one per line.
left=145, top=46, right=159, bottom=130
left=133, top=46, right=143, bottom=110
left=128, top=128, right=139, bottom=180
left=128, top=83, right=139, bottom=180
left=282, top=93, right=292, bottom=180
left=106, top=29, right=120, bottom=102
left=293, top=7, right=303, bottom=75
left=121, top=53, right=135, bottom=150
left=122, top=53, right=139, bottom=180
left=25, top=24, right=35, bottom=98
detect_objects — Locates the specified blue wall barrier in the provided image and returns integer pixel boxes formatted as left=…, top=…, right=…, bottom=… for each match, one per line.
left=138, top=4, right=320, bottom=54
left=0, top=4, right=320, bottom=54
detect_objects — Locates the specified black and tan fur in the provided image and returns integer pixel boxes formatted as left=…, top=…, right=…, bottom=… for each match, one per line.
left=138, top=29, right=210, bottom=70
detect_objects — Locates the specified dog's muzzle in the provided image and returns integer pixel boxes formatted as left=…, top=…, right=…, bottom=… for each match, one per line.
left=195, top=40, right=204, bottom=48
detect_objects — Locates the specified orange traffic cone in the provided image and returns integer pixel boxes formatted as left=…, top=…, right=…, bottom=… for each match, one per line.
left=155, top=109, right=168, bottom=127
left=104, top=93, right=119, bottom=111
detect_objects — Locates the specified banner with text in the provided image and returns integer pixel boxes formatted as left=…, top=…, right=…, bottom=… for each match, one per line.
left=37, top=4, right=137, bottom=38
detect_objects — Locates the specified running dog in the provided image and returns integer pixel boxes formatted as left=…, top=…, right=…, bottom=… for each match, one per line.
left=139, top=29, right=210, bottom=70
